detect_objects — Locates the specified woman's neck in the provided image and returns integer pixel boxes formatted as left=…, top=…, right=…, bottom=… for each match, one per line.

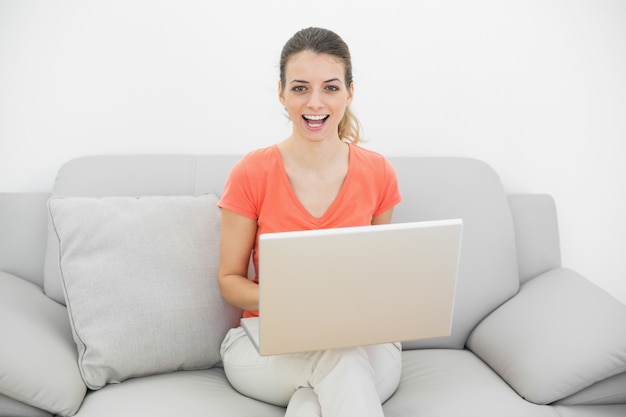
left=278, top=136, right=348, bottom=169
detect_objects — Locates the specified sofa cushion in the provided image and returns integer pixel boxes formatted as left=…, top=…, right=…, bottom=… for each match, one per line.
left=0, top=393, right=51, bottom=417
left=48, top=194, right=240, bottom=390
left=555, top=372, right=626, bottom=405
left=552, top=405, right=626, bottom=417
left=0, top=271, right=86, bottom=416
left=43, top=155, right=242, bottom=305
left=382, top=349, right=556, bottom=417
left=467, top=268, right=626, bottom=404
left=71, top=369, right=284, bottom=417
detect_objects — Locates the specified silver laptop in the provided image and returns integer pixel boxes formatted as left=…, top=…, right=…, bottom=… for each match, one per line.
left=241, top=219, right=463, bottom=356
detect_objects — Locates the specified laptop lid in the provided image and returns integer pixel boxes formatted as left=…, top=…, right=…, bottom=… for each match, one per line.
left=241, top=219, right=463, bottom=356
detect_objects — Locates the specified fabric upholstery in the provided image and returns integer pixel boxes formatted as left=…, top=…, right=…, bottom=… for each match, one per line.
left=552, top=405, right=626, bottom=417
left=467, top=267, right=626, bottom=404
left=72, top=369, right=284, bottom=417
left=0, top=271, right=86, bottom=416
left=556, top=372, right=626, bottom=405
left=0, top=394, right=51, bottom=417
left=382, top=349, right=556, bottom=417
left=48, top=194, right=240, bottom=390
left=43, top=155, right=241, bottom=305
left=508, top=194, right=562, bottom=283
left=0, top=193, right=50, bottom=288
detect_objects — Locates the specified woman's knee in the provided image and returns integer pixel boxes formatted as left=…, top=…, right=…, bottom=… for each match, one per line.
left=285, top=387, right=321, bottom=417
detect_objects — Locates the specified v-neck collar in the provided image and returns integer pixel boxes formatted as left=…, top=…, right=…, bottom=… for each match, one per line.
left=272, top=143, right=352, bottom=223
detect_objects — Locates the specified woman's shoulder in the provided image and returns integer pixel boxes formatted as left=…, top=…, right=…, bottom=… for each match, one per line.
left=239, top=144, right=279, bottom=164
left=231, top=145, right=280, bottom=175
left=349, top=143, right=393, bottom=169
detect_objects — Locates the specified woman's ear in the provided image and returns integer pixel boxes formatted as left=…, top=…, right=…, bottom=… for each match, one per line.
left=347, top=82, right=354, bottom=104
left=278, top=81, right=286, bottom=106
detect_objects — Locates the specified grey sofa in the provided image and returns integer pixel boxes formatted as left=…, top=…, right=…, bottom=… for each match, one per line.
left=1, top=154, right=626, bottom=417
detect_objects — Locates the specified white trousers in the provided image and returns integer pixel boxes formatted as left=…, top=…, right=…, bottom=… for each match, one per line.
left=220, top=327, right=402, bottom=417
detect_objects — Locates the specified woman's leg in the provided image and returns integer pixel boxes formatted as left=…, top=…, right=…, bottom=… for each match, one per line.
left=364, top=342, right=403, bottom=402
left=220, top=326, right=311, bottom=406
left=285, top=343, right=402, bottom=416
left=220, top=327, right=402, bottom=416
left=309, top=343, right=401, bottom=416
left=310, top=347, right=384, bottom=416
left=285, top=387, right=322, bottom=417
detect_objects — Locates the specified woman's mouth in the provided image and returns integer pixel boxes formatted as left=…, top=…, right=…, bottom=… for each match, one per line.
left=302, top=114, right=329, bottom=129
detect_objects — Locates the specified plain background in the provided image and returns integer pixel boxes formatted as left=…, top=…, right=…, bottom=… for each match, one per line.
left=1, top=0, right=625, bottom=304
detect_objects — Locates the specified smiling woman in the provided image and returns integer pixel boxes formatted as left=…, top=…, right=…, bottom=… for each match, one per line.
left=278, top=26, right=361, bottom=145
left=216, top=27, right=403, bottom=417
left=279, top=50, right=353, bottom=142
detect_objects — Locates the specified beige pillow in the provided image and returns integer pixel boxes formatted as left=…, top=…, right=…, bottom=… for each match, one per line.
left=48, top=195, right=240, bottom=390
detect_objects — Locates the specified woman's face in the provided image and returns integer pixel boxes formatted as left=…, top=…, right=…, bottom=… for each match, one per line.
left=279, top=51, right=353, bottom=143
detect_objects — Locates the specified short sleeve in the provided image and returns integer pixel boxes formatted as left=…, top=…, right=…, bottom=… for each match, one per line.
left=374, top=157, right=402, bottom=216
left=217, top=157, right=258, bottom=219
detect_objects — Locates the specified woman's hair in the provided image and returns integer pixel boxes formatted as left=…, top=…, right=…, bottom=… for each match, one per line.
left=280, top=27, right=362, bottom=144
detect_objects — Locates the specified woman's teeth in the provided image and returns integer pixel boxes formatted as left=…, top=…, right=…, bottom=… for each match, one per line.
left=303, top=115, right=328, bottom=127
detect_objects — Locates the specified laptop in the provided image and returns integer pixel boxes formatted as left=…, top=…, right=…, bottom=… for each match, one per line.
left=241, top=219, right=463, bottom=356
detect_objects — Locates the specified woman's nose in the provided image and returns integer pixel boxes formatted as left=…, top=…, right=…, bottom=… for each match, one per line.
left=307, top=89, right=324, bottom=109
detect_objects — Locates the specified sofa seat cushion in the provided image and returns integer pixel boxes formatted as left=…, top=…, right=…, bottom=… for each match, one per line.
left=382, top=349, right=555, bottom=417
left=552, top=405, right=626, bottom=417
left=48, top=195, right=241, bottom=390
left=0, top=271, right=86, bottom=416
left=73, top=368, right=284, bottom=417
left=0, top=394, right=51, bottom=417
left=555, top=372, right=626, bottom=405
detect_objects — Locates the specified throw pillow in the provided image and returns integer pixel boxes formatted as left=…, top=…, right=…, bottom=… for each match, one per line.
left=48, top=194, right=240, bottom=390
left=467, top=267, right=626, bottom=404
left=0, top=271, right=86, bottom=415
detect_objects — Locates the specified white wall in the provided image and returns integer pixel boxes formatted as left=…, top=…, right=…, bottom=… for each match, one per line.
left=1, top=0, right=625, bottom=303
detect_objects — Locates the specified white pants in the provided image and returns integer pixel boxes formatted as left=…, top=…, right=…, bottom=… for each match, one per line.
left=220, top=327, right=402, bottom=417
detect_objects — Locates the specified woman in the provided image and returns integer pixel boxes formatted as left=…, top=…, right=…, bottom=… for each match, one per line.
left=217, top=27, right=402, bottom=417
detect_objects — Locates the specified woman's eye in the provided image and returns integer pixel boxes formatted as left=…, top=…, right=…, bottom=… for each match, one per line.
left=292, top=86, right=306, bottom=92
left=326, top=85, right=340, bottom=92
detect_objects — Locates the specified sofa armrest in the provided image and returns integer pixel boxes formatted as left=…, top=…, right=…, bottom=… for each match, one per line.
left=466, top=267, right=626, bottom=405
left=0, top=271, right=86, bottom=416
left=0, top=192, right=51, bottom=288
left=508, top=194, right=561, bottom=284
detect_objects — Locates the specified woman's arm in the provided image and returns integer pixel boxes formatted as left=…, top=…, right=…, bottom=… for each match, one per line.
left=217, top=208, right=259, bottom=311
left=371, top=207, right=395, bottom=225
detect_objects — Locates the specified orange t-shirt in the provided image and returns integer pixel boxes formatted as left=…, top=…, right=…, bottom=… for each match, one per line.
left=217, top=143, right=402, bottom=317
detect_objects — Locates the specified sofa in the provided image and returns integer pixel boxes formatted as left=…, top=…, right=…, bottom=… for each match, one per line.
left=1, top=154, right=626, bottom=417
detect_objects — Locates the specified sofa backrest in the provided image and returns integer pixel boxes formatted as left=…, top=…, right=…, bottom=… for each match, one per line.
left=43, top=154, right=520, bottom=349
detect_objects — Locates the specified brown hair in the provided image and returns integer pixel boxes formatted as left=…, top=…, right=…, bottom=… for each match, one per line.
left=279, top=27, right=362, bottom=144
